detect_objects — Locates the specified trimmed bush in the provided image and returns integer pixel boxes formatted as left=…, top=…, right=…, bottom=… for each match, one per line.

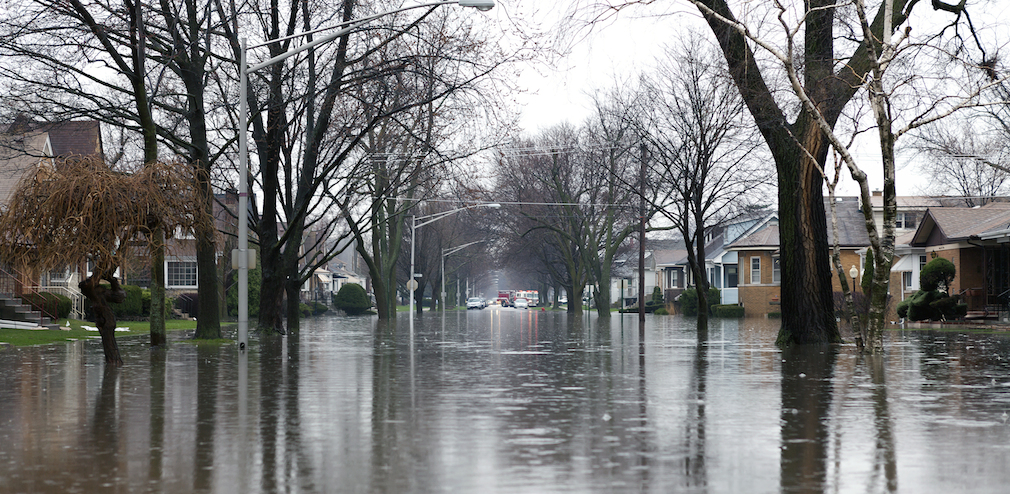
left=654, top=307, right=669, bottom=315
left=920, top=257, right=955, bottom=293
left=712, top=304, right=745, bottom=318
left=334, top=283, right=370, bottom=315
left=899, top=288, right=966, bottom=322
left=680, top=287, right=721, bottom=316
left=111, top=284, right=144, bottom=319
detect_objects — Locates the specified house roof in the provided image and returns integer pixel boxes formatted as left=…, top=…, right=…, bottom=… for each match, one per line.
left=654, top=248, right=688, bottom=267
left=869, top=194, right=945, bottom=210
left=0, top=131, right=52, bottom=205
left=911, top=204, right=1010, bottom=246
left=7, top=117, right=103, bottom=158
left=726, top=196, right=871, bottom=250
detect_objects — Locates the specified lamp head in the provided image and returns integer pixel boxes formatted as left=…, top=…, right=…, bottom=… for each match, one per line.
left=458, top=0, right=494, bottom=11
left=849, top=265, right=858, bottom=279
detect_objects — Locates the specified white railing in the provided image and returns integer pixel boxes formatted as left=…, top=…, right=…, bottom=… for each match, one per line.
left=38, top=284, right=84, bottom=320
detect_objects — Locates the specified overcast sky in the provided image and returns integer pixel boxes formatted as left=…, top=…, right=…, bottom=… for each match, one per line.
left=497, top=1, right=1010, bottom=197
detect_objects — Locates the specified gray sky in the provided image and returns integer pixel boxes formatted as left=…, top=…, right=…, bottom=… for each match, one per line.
left=504, top=1, right=1009, bottom=197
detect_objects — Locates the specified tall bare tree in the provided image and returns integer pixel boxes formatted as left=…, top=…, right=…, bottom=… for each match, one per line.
left=639, top=35, right=768, bottom=330
left=693, top=0, right=1004, bottom=352
left=0, top=0, right=226, bottom=340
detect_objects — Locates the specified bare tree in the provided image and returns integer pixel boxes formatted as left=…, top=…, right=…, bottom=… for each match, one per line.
left=0, top=0, right=228, bottom=340
left=693, top=0, right=1006, bottom=352
left=912, top=119, right=1010, bottom=205
left=639, top=34, right=768, bottom=330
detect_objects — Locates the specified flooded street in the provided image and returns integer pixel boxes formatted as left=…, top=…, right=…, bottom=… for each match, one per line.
left=3, top=309, right=1010, bottom=493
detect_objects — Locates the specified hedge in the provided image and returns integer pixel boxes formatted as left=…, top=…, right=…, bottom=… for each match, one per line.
left=712, top=304, right=745, bottom=318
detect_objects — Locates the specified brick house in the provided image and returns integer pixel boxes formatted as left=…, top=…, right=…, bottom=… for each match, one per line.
left=909, top=203, right=1010, bottom=318
left=728, top=197, right=871, bottom=317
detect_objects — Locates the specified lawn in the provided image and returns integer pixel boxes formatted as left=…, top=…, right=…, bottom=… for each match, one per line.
left=0, top=319, right=199, bottom=347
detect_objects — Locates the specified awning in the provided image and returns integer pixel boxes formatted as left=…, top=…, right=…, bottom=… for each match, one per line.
left=890, top=254, right=914, bottom=272
left=315, top=272, right=332, bottom=283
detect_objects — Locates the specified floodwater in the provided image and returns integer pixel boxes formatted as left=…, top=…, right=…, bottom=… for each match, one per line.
left=2, top=310, right=1010, bottom=493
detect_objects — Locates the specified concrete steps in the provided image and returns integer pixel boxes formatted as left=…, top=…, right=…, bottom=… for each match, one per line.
left=0, top=293, right=60, bottom=330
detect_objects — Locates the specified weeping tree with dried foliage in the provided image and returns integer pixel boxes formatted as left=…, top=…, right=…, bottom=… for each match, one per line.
left=0, top=156, right=197, bottom=366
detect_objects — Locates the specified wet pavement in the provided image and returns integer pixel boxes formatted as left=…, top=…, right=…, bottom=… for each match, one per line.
left=2, top=308, right=1010, bottom=493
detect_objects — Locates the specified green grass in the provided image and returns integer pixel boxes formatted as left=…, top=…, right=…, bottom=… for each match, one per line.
left=0, top=319, right=198, bottom=347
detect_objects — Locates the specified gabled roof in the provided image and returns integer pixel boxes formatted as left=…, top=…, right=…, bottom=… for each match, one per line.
left=726, top=196, right=871, bottom=250
left=7, top=117, right=103, bottom=159
left=0, top=131, right=53, bottom=205
left=654, top=248, right=688, bottom=267
left=911, top=204, right=1010, bottom=246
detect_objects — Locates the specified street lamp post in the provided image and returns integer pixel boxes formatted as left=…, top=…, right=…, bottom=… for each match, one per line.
left=236, top=0, right=494, bottom=350
left=441, top=240, right=486, bottom=310
left=850, top=265, right=859, bottom=293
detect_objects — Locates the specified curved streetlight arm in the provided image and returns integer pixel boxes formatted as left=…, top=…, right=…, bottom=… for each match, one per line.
left=443, top=239, right=485, bottom=257
left=441, top=239, right=486, bottom=310
left=414, top=202, right=500, bottom=229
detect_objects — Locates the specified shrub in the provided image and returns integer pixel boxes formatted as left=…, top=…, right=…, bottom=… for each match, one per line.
left=111, top=284, right=144, bottom=319
left=653, top=307, right=669, bottom=315
left=920, top=257, right=955, bottom=293
left=712, top=304, right=745, bottom=318
left=899, top=288, right=966, bottom=322
left=334, top=283, right=370, bottom=315
left=680, top=287, right=721, bottom=316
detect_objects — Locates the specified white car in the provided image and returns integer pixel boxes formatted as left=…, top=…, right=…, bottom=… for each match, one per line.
left=466, top=297, right=484, bottom=310
left=514, top=297, right=529, bottom=309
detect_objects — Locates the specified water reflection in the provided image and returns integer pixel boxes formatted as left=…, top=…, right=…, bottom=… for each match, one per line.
left=3, top=316, right=1010, bottom=492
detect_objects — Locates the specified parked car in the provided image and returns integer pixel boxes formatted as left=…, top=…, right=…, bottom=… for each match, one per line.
left=514, top=297, right=529, bottom=309
left=558, top=296, right=568, bottom=305
left=466, top=297, right=484, bottom=310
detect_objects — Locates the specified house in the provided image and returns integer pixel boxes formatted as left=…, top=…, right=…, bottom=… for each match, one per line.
left=609, top=249, right=659, bottom=309
left=653, top=211, right=770, bottom=306
left=728, top=197, right=871, bottom=317
left=909, top=203, right=1010, bottom=318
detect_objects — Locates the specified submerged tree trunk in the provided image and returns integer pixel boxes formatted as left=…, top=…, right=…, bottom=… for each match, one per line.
left=80, top=272, right=126, bottom=367
left=149, top=223, right=166, bottom=347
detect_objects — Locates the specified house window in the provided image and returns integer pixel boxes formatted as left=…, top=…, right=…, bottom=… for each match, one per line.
left=903, top=271, right=913, bottom=289
left=726, top=265, right=738, bottom=288
left=772, top=257, right=781, bottom=284
left=896, top=212, right=917, bottom=230
left=750, top=257, right=761, bottom=284
left=919, top=255, right=928, bottom=270
left=167, top=261, right=198, bottom=288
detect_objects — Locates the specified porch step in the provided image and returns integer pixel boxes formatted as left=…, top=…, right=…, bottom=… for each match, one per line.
left=966, top=310, right=1000, bottom=320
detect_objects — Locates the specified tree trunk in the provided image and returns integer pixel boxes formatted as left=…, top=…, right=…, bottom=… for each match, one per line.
left=149, top=224, right=166, bottom=347
left=80, top=272, right=126, bottom=367
left=696, top=0, right=908, bottom=346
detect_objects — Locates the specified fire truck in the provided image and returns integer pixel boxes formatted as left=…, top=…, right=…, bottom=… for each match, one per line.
left=497, top=290, right=515, bottom=307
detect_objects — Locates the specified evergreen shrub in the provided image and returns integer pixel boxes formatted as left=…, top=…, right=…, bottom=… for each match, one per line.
left=111, top=284, right=144, bottom=319
left=680, top=287, right=721, bottom=316
left=334, top=283, right=370, bottom=315
left=20, top=292, right=72, bottom=319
